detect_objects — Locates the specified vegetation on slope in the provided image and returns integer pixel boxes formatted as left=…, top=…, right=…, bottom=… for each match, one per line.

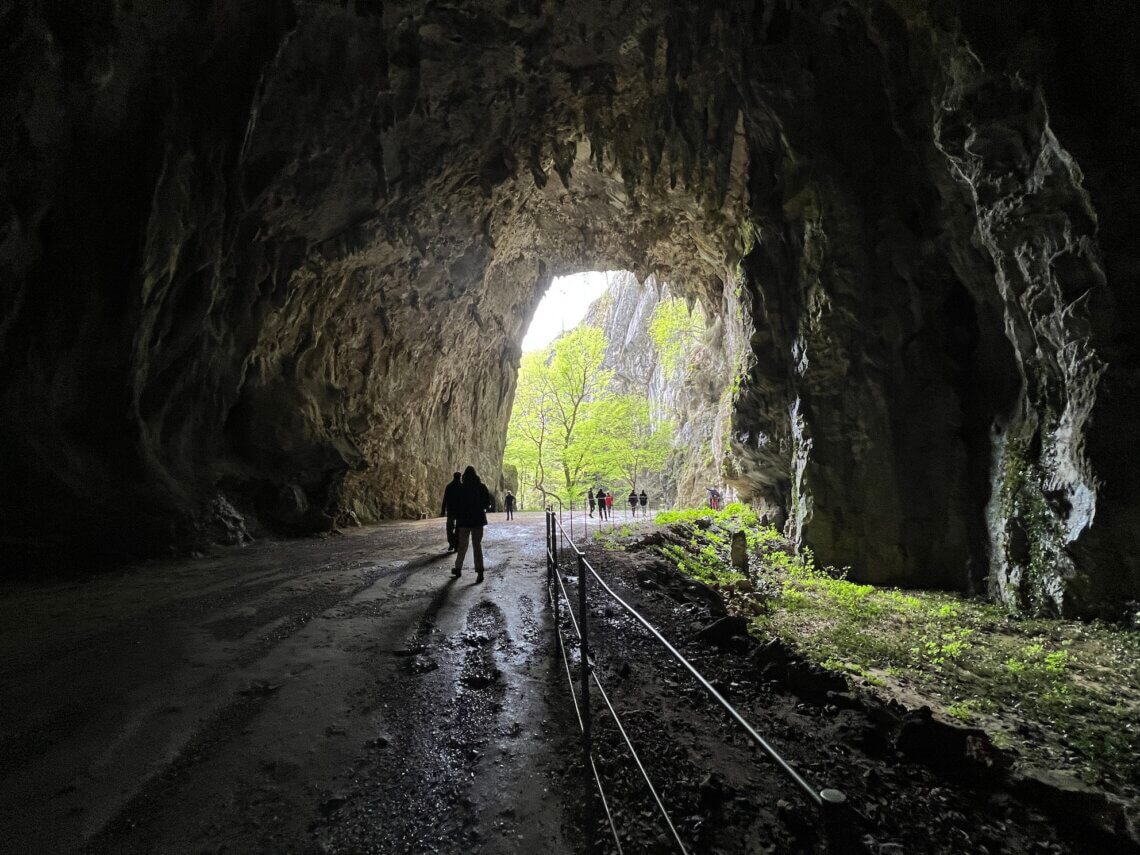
left=605, top=504, right=1140, bottom=795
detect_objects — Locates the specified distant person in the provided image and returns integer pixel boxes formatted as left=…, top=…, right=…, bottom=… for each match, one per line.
left=588, top=488, right=596, bottom=518
left=441, top=471, right=462, bottom=552
left=628, top=489, right=638, bottom=516
left=605, top=491, right=614, bottom=515
left=597, top=488, right=608, bottom=520
left=639, top=490, right=648, bottom=513
left=504, top=490, right=516, bottom=520
left=453, top=466, right=492, bottom=582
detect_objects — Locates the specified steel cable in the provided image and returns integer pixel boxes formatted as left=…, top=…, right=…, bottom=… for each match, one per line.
left=551, top=551, right=684, bottom=852
left=548, top=574, right=624, bottom=853
left=550, top=516, right=825, bottom=808
left=588, top=665, right=689, bottom=853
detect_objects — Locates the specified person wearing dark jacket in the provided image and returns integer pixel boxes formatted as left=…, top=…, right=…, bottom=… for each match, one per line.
left=453, top=466, right=492, bottom=582
left=639, top=490, right=648, bottom=513
left=441, top=472, right=462, bottom=552
left=504, top=491, right=516, bottom=520
left=628, top=489, right=638, bottom=516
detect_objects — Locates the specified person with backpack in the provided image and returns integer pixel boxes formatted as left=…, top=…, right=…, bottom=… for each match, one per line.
left=627, top=489, right=638, bottom=516
left=588, top=488, right=596, bottom=518
left=452, top=466, right=492, bottom=582
left=440, top=471, right=462, bottom=552
left=639, top=490, right=648, bottom=514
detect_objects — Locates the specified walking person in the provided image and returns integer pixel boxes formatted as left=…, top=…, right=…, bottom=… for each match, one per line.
left=605, top=490, right=614, bottom=517
left=588, top=488, right=596, bottom=518
left=639, top=489, right=648, bottom=515
left=452, top=466, right=492, bottom=582
left=504, top=490, right=516, bottom=520
left=441, top=471, right=462, bottom=552
left=597, top=488, right=607, bottom=520
left=627, top=489, right=638, bottom=517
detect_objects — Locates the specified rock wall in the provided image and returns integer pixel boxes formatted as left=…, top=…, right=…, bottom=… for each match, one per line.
left=2, top=0, right=1138, bottom=614
left=582, top=272, right=742, bottom=508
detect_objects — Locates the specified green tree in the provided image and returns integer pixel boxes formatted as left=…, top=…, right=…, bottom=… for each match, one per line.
left=588, top=394, right=674, bottom=490
left=648, top=297, right=705, bottom=376
left=546, top=326, right=613, bottom=497
left=505, top=325, right=674, bottom=507
left=503, top=351, right=557, bottom=507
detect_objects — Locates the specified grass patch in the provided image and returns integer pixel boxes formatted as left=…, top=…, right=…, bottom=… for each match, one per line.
left=633, top=509, right=1140, bottom=792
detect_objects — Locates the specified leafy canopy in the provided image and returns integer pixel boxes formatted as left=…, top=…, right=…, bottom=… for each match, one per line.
left=648, top=297, right=705, bottom=376
left=504, top=325, right=672, bottom=506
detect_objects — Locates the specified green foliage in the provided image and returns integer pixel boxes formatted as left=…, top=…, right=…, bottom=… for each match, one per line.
left=594, top=524, right=636, bottom=549
left=633, top=506, right=1140, bottom=791
left=505, top=324, right=672, bottom=507
left=648, top=297, right=705, bottom=377
left=587, top=394, right=674, bottom=490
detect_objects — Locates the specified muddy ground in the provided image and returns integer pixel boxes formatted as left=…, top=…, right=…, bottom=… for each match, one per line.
left=2, top=511, right=1135, bottom=853
left=570, top=537, right=1139, bottom=854
left=0, top=513, right=578, bottom=854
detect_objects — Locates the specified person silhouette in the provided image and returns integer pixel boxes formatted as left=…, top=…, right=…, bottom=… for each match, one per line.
left=504, top=490, right=516, bottom=520
left=627, top=489, right=638, bottom=517
left=441, top=471, right=462, bottom=552
left=639, top=489, right=648, bottom=514
left=453, top=466, right=492, bottom=582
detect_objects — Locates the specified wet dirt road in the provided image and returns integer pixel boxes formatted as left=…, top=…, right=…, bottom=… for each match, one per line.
left=0, top=512, right=578, bottom=854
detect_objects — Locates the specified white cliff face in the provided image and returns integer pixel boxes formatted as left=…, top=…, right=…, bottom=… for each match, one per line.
left=583, top=273, right=743, bottom=508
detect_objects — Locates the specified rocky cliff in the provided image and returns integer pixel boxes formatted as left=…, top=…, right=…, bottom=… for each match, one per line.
left=2, top=0, right=1137, bottom=615
left=582, top=272, right=742, bottom=508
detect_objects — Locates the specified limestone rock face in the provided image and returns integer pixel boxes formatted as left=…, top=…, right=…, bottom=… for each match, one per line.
left=2, top=1, right=1138, bottom=615
left=583, top=272, right=743, bottom=508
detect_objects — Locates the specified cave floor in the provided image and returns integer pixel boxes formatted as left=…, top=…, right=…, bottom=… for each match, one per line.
left=3, top=511, right=1132, bottom=855
left=0, top=512, right=580, bottom=854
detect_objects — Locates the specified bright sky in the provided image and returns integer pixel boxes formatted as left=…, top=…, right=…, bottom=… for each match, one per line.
left=521, top=271, right=613, bottom=352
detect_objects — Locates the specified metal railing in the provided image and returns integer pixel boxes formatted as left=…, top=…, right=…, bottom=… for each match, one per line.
left=539, top=495, right=666, bottom=563
left=544, top=508, right=849, bottom=853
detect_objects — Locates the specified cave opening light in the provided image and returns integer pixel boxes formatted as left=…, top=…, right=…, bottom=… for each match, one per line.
left=521, top=270, right=619, bottom=352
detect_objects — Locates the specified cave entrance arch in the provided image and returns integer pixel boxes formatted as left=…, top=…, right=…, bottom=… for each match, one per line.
left=3, top=0, right=1126, bottom=614
left=505, top=269, right=738, bottom=514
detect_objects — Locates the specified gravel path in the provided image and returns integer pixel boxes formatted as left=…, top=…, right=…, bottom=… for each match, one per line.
left=3, top=512, right=1129, bottom=854
left=0, top=512, right=579, bottom=854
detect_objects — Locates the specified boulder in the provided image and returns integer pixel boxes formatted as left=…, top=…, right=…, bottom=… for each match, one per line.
left=730, top=530, right=748, bottom=571
left=695, top=616, right=751, bottom=650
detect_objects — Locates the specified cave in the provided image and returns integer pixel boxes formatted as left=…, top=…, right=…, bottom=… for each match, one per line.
left=2, top=1, right=1140, bottom=850
left=5, top=0, right=1137, bottom=617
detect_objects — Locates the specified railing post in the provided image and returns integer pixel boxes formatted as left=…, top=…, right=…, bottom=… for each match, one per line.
left=546, top=509, right=553, bottom=585
left=577, top=553, right=591, bottom=754
left=819, top=788, right=850, bottom=851
left=551, top=511, right=560, bottom=640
